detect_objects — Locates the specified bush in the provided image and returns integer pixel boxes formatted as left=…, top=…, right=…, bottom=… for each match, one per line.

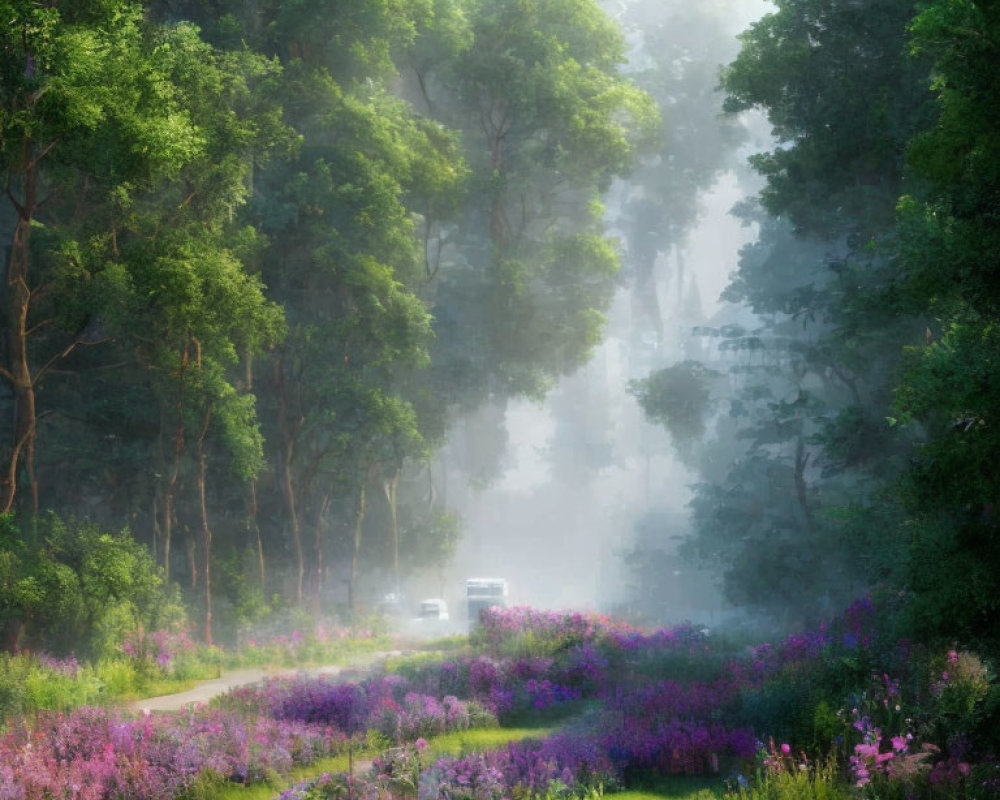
left=0, top=653, right=105, bottom=722
left=0, top=512, right=184, bottom=660
left=726, top=762, right=847, bottom=800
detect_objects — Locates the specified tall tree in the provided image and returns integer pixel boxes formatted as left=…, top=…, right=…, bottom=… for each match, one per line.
left=416, top=0, right=658, bottom=408
left=722, top=0, right=932, bottom=236
left=0, top=0, right=212, bottom=513
left=887, top=1, right=1000, bottom=657
left=628, top=0, right=940, bottom=621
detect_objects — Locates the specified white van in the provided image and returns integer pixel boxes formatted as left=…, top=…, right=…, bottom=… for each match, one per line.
left=465, top=577, right=508, bottom=628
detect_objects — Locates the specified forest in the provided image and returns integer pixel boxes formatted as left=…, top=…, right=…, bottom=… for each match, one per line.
left=0, top=0, right=659, bottom=651
left=1, top=0, right=999, bottom=675
left=631, top=0, right=1000, bottom=664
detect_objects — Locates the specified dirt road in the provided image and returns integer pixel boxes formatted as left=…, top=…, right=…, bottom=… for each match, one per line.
left=130, top=656, right=397, bottom=713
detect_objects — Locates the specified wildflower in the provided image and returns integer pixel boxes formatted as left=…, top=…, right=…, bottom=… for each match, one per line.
left=780, top=743, right=791, bottom=755
left=415, top=738, right=428, bottom=751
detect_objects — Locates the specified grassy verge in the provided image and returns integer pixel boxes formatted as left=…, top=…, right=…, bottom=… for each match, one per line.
left=609, top=777, right=727, bottom=800
left=204, top=726, right=557, bottom=800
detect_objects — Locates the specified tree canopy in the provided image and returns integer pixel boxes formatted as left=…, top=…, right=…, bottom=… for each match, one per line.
left=0, top=0, right=657, bottom=642
left=629, top=0, right=1000, bottom=658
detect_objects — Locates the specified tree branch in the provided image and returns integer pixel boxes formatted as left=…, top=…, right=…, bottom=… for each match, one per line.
left=33, top=336, right=110, bottom=386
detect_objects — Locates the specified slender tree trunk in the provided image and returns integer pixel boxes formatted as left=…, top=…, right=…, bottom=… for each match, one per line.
left=160, top=343, right=192, bottom=582
left=249, top=479, right=266, bottom=586
left=349, top=481, right=368, bottom=613
left=152, top=493, right=160, bottom=565
left=1, top=139, right=41, bottom=514
left=275, top=356, right=305, bottom=601
left=486, top=105, right=511, bottom=250
left=162, top=418, right=185, bottom=583
left=196, top=404, right=213, bottom=645
left=383, top=472, right=400, bottom=592
left=312, top=490, right=331, bottom=613
left=281, top=440, right=304, bottom=601
left=185, top=524, right=198, bottom=590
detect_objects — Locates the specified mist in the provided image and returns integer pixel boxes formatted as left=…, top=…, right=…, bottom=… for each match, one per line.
left=7, top=1, right=1000, bottom=795
left=8, top=0, right=972, bottom=656
left=431, top=0, right=774, bottom=623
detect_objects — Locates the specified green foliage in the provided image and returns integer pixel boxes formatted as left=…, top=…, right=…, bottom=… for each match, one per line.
left=725, top=759, right=846, bottom=800
left=721, top=0, right=933, bottom=236
left=629, top=362, right=720, bottom=463
left=0, top=653, right=104, bottom=721
left=0, top=0, right=667, bottom=635
left=887, top=316, right=1000, bottom=657
left=900, top=1, right=1000, bottom=315
left=622, top=0, right=987, bottom=629
left=0, top=512, right=181, bottom=658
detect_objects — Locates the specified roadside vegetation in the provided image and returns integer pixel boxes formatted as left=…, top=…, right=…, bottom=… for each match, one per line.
left=3, top=1, right=1000, bottom=799
left=1, top=602, right=997, bottom=799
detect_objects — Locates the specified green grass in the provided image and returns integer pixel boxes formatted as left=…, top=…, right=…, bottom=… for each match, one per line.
left=198, top=748, right=380, bottom=800
left=423, top=725, right=556, bottom=759
left=608, top=776, right=727, bottom=800
left=203, top=725, right=554, bottom=800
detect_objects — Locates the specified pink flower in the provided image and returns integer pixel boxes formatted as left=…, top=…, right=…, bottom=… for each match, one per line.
left=855, top=742, right=879, bottom=759
left=415, top=738, right=428, bottom=751
left=780, top=743, right=791, bottom=755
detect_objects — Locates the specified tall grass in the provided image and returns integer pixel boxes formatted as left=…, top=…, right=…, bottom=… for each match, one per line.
left=0, top=653, right=104, bottom=722
left=726, top=760, right=848, bottom=800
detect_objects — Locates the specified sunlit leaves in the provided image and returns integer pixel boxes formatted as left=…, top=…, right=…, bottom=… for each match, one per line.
left=454, top=0, right=657, bottom=184
left=0, top=512, right=175, bottom=658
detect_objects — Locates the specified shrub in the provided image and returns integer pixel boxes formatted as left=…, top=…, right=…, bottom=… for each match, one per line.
left=0, top=653, right=104, bottom=722
left=0, top=512, right=183, bottom=660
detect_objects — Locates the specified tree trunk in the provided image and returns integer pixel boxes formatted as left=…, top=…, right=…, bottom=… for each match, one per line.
left=383, top=472, right=400, bottom=593
left=160, top=342, right=193, bottom=582
left=196, top=405, right=213, bottom=645
left=1, top=139, right=41, bottom=514
left=486, top=103, right=511, bottom=250
left=312, top=490, right=331, bottom=611
left=249, top=479, right=266, bottom=586
left=275, top=356, right=305, bottom=601
left=794, top=433, right=815, bottom=532
left=161, top=419, right=185, bottom=583
left=1, top=619, right=25, bottom=654
left=349, top=481, right=368, bottom=613
left=185, top=524, right=198, bottom=590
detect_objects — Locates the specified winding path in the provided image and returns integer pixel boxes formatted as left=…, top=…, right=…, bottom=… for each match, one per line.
left=129, top=654, right=400, bottom=713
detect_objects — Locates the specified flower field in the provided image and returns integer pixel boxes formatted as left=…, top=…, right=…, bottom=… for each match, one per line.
left=2, top=600, right=999, bottom=799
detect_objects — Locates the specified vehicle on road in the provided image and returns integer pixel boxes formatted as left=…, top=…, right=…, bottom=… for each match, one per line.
left=465, top=577, right=508, bottom=629
left=418, top=598, right=449, bottom=620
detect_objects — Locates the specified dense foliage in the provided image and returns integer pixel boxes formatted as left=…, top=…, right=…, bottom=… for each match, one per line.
left=629, top=0, right=1000, bottom=665
left=0, top=0, right=656, bottom=642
